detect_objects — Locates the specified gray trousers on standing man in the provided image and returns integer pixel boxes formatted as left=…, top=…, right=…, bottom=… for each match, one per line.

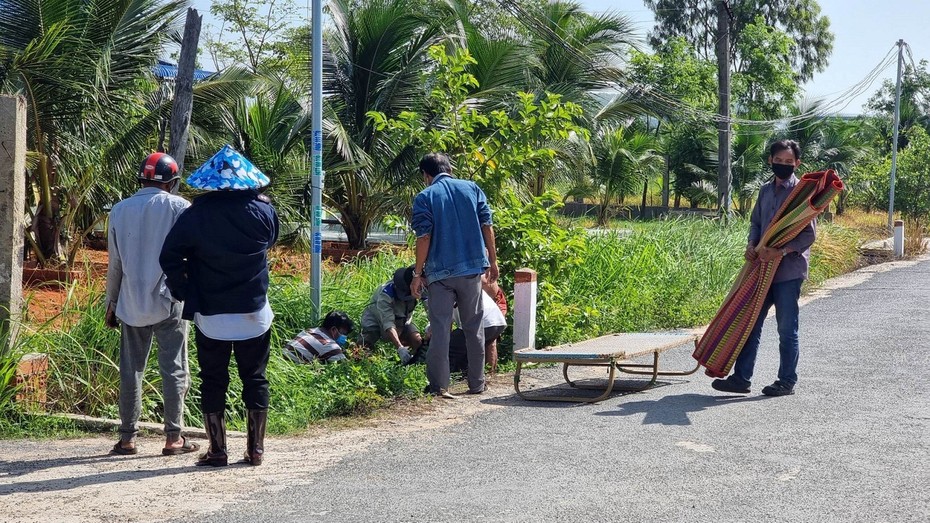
left=118, top=302, right=190, bottom=442
left=426, top=274, right=486, bottom=393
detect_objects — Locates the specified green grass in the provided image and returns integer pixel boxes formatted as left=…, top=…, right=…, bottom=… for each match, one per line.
left=538, top=217, right=747, bottom=345
left=0, top=410, right=85, bottom=439
left=16, top=250, right=427, bottom=435
left=7, top=215, right=869, bottom=435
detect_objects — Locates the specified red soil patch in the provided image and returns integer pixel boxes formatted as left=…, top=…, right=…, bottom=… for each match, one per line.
left=23, top=243, right=401, bottom=326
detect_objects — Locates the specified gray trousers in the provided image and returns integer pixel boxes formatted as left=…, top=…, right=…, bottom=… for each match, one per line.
left=426, top=274, right=485, bottom=393
left=118, top=302, right=190, bottom=442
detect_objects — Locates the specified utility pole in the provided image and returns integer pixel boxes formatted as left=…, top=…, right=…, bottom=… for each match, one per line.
left=310, top=0, right=324, bottom=322
left=716, top=1, right=733, bottom=220
left=169, top=8, right=202, bottom=182
left=888, top=39, right=905, bottom=229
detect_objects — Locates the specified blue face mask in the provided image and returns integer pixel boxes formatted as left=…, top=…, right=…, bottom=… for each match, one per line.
left=335, top=334, right=348, bottom=347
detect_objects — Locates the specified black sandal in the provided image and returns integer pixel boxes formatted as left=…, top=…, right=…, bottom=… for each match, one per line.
left=110, top=442, right=138, bottom=455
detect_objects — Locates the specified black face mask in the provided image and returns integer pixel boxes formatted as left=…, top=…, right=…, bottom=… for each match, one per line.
left=772, top=163, right=794, bottom=180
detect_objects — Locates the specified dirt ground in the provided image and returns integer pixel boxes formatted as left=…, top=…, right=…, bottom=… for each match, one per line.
left=0, top=376, right=526, bottom=523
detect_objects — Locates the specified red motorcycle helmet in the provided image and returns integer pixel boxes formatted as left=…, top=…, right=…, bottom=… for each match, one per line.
left=138, top=152, right=180, bottom=183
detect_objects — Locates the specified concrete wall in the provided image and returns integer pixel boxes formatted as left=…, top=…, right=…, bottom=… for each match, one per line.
left=0, top=95, right=27, bottom=345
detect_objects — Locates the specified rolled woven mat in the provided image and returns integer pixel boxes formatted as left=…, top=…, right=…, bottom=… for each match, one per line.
left=693, top=169, right=845, bottom=378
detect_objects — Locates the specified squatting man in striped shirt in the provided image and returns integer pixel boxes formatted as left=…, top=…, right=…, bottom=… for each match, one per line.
left=284, top=310, right=355, bottom=364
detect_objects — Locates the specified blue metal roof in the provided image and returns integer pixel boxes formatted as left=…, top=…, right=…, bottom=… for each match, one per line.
left=154, top=60, right=214, bottom=81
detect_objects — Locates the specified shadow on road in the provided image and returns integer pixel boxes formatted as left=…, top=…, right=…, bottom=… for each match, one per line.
left=0, top=459, right=211, bottom=495
left=0, top=451, right=171, bottom=478
left=594, top=393, right=769, bottom=425
left=480, top=380, right=690, bottom=408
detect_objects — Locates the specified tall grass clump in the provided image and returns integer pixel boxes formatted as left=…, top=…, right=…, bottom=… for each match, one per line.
left=552, top=217, right=747, bottom=344
left=904, top=218, right=928, bottom=256
left=0, top=323, right=84, bottom=439
left=806, top=220, right=864, bottom=287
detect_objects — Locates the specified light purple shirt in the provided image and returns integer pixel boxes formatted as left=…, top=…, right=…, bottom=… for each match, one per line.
left=106, top=187, right=190, bottom=326
left=748, top=175, right=816, bottom=283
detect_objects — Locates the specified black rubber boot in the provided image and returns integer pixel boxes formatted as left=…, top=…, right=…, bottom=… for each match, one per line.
left=196, top=411, right=228, bottom=467
left=243, top=409, right=267, bottom=466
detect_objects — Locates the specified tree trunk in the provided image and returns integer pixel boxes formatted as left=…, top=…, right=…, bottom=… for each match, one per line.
left=534, top=174, right=545, bottom=197
left=34, top=154, right=62, bottom=264
left=342, top=214, right=370, bottom=250
left=836, top=191, right=847, bottom=215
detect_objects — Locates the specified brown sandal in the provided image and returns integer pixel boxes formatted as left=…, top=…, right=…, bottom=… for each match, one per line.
left=162, top=437, right=200, bottom=456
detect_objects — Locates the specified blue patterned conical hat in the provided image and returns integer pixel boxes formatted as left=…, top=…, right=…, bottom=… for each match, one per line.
left=186, top=145, right=270, bottom=190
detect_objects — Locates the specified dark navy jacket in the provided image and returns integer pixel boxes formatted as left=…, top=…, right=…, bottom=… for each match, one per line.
left=159, top=190, right=279, bottom=320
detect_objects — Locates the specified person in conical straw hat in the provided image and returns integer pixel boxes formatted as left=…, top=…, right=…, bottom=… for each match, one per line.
left=160, top=145, right=278, bottom=467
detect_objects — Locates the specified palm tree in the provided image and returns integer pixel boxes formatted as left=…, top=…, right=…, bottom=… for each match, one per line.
left=322, top=0, right=440, bottom=248
left=663, top=121, right=716, bottom=208
left=781, top=100, right=871, bottom=214
left=589, top=125, right=662, bottom=225
left=731, top=131, right=768, bottom=214
left=439, top=0, right=531, bottom=109
left=499, top=1, right=641, bottom=198
left=219, top=78, right=314, bottom=243
left=0, top=0, right=185, bottom=264
left=524, top=0, right=638, bottom=112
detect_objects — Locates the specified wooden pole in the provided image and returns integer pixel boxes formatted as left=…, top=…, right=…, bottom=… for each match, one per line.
left=169, top=8, right=203, bottom=179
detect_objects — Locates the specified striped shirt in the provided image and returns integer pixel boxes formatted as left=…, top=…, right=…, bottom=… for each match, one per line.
left=284, top=328, right=346, bottom=364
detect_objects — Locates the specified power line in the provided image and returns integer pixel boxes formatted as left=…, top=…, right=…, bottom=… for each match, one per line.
left=251, top=0, right=905, bottom=136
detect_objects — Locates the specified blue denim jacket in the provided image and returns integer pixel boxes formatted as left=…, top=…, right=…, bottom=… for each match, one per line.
left=411, top=173, right=492, bottom=284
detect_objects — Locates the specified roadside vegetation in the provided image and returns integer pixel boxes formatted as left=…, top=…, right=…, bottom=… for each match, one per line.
left=1, top=211, right=889, bottom=437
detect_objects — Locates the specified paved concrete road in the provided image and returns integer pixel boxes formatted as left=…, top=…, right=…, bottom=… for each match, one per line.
left=200, top=258, right=930, bottom=523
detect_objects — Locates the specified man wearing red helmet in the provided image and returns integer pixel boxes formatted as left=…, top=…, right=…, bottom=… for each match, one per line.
left=106, top=152, right=198, bottom=456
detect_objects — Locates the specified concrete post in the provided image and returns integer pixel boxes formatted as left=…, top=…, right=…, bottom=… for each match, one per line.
left=512, top=268, right=537, bottom=351
left=893, top=219, right=905, bottom=257
left=0, top=95, right=27, bottom=349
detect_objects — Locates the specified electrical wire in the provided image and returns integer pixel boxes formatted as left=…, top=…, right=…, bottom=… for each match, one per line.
left=491, top=0, right=901, bottom=132
left=273, top=0, right=907, bottom=135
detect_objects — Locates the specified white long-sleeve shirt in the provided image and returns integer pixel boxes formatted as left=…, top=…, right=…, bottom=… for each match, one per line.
left=106, top=187, right=190, bottom=327
left=453, top=290, right=507, bottom=330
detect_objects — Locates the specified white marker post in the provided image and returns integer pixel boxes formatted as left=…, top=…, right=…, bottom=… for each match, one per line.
left=513, top=268, right=537, bottom=351
left=893, top=219, right=905, bottom=258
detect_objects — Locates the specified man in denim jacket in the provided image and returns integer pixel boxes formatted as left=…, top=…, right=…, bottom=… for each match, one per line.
left=411, top=153, right=499, bottom=398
